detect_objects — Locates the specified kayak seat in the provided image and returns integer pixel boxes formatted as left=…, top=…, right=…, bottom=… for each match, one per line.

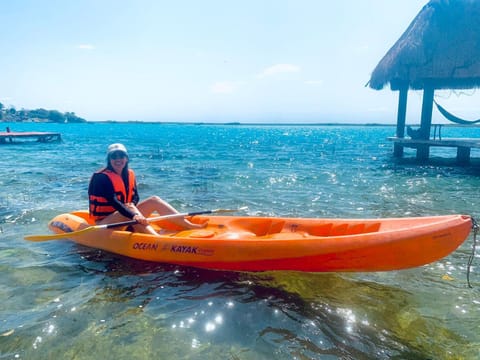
left=345, top=224, right=366, bottom=235
left=363, top=223, right=381, bottom=233
left=329, top=224, right=349, bottom=236
left=228, top=218, right=286, bottom=236
left=329, top=222, right=381, bottom=236
left=269, top=220, right=286, bottom=235
left=303, top=223, right=333, bottom=236
left=187, top=230, right=216, bottom=238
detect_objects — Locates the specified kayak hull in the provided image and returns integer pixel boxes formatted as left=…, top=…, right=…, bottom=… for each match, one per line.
left=48, top=211, right=472, bottom=272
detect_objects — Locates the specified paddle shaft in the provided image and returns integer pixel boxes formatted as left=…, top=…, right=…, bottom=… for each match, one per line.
left=24, top=207, right=245, bottom=242
left=100, top=209, right=225, bottom=229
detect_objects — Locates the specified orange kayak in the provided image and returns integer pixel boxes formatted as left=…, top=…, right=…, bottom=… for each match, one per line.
left=47, top=211, right=472, bottom=272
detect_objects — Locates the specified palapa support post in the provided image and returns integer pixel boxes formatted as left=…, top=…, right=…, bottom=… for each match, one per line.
left=394, top=85, right=408, bottom=157
left=417, top=86, right=434, bottom=160
left=457, top=147, right=471, bottom=164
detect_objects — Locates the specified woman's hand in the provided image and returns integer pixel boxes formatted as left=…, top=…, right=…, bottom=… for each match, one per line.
left=133, top=213, right=149, bottom=225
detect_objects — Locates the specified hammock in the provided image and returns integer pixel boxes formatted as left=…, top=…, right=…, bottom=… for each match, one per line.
left=434, top=100, right=480, bottom=125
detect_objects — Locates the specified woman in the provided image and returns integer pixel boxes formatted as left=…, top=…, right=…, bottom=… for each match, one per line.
left=88, top=143, right=203, bottom=235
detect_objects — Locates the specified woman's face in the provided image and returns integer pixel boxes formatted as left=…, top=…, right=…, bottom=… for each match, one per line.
left=109, top=151, right=128, bottom=174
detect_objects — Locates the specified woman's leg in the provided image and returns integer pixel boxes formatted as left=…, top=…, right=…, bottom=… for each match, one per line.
left=97, top=206, right=158, bottom=236
left=136, top=196, right=205, bottom=229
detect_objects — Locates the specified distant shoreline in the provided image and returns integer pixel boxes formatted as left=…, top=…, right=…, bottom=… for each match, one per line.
left=85, top=121, right=473, bottom=128
left=1, top=119, right=475, bottom=128
left=88, top=121, right=398, bottom=126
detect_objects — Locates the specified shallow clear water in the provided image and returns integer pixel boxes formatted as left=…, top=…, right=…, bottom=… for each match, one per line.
left=1, top=122, right=479, bottom=359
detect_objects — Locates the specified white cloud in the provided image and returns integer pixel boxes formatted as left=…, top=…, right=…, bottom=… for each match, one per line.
left=258, top=64, right=301, bottom=78
left=77, top=44, right=95, bottom=50
left=211, top=81, right=241, bottom=94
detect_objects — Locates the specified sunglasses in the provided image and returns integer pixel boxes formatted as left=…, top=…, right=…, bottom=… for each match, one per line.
left=110, top=151, right=127, bottom=159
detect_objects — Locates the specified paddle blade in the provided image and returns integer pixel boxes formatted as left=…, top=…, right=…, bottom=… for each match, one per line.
left=24, top=226, right=97, bottom=242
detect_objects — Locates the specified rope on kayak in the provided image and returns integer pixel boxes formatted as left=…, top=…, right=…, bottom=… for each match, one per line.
left=467, top=217, right=478, bottom=288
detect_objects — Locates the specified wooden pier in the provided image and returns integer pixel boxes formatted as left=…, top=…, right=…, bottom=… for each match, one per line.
left=0, top=131, right=61, bottom=144
left=389, top=136, right=480, bottom=164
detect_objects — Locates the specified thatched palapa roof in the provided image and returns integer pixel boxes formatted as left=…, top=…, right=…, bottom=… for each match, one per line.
left=368, top=0, right=480, bottom=91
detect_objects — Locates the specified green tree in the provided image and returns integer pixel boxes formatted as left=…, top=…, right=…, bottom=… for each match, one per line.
left=18, top=109, right=27, bottom=120
left=48, top=110, right=66, bottom=123
left=65, top=111, right=86, bottom=123
left=29, top=108, right=49, bottom=119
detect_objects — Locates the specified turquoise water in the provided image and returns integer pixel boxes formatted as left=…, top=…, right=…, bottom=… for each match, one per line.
left=1, top=122, right=480, bottom=359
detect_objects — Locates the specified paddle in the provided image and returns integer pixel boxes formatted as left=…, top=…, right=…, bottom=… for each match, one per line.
left=24, top=207, right=247, bottom=242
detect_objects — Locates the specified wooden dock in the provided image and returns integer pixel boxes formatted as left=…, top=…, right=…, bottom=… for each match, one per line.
left=389, top=136, right=480, bottom=164
left=0, top=131, right=61, bottom=144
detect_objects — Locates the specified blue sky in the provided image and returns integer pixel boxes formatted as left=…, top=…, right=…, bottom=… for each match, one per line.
left=1, top=0, right=477, bottom=123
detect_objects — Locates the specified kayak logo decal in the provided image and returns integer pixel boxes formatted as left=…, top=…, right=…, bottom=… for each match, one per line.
left=133, top=242, right=159, bottom=251
left=171, top=245, right=198, bottom=254
left=161, top=243, right=214, bottom=256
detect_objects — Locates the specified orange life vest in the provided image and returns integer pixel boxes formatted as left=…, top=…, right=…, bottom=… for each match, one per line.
left=89, top=168, right=135, bottom=222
